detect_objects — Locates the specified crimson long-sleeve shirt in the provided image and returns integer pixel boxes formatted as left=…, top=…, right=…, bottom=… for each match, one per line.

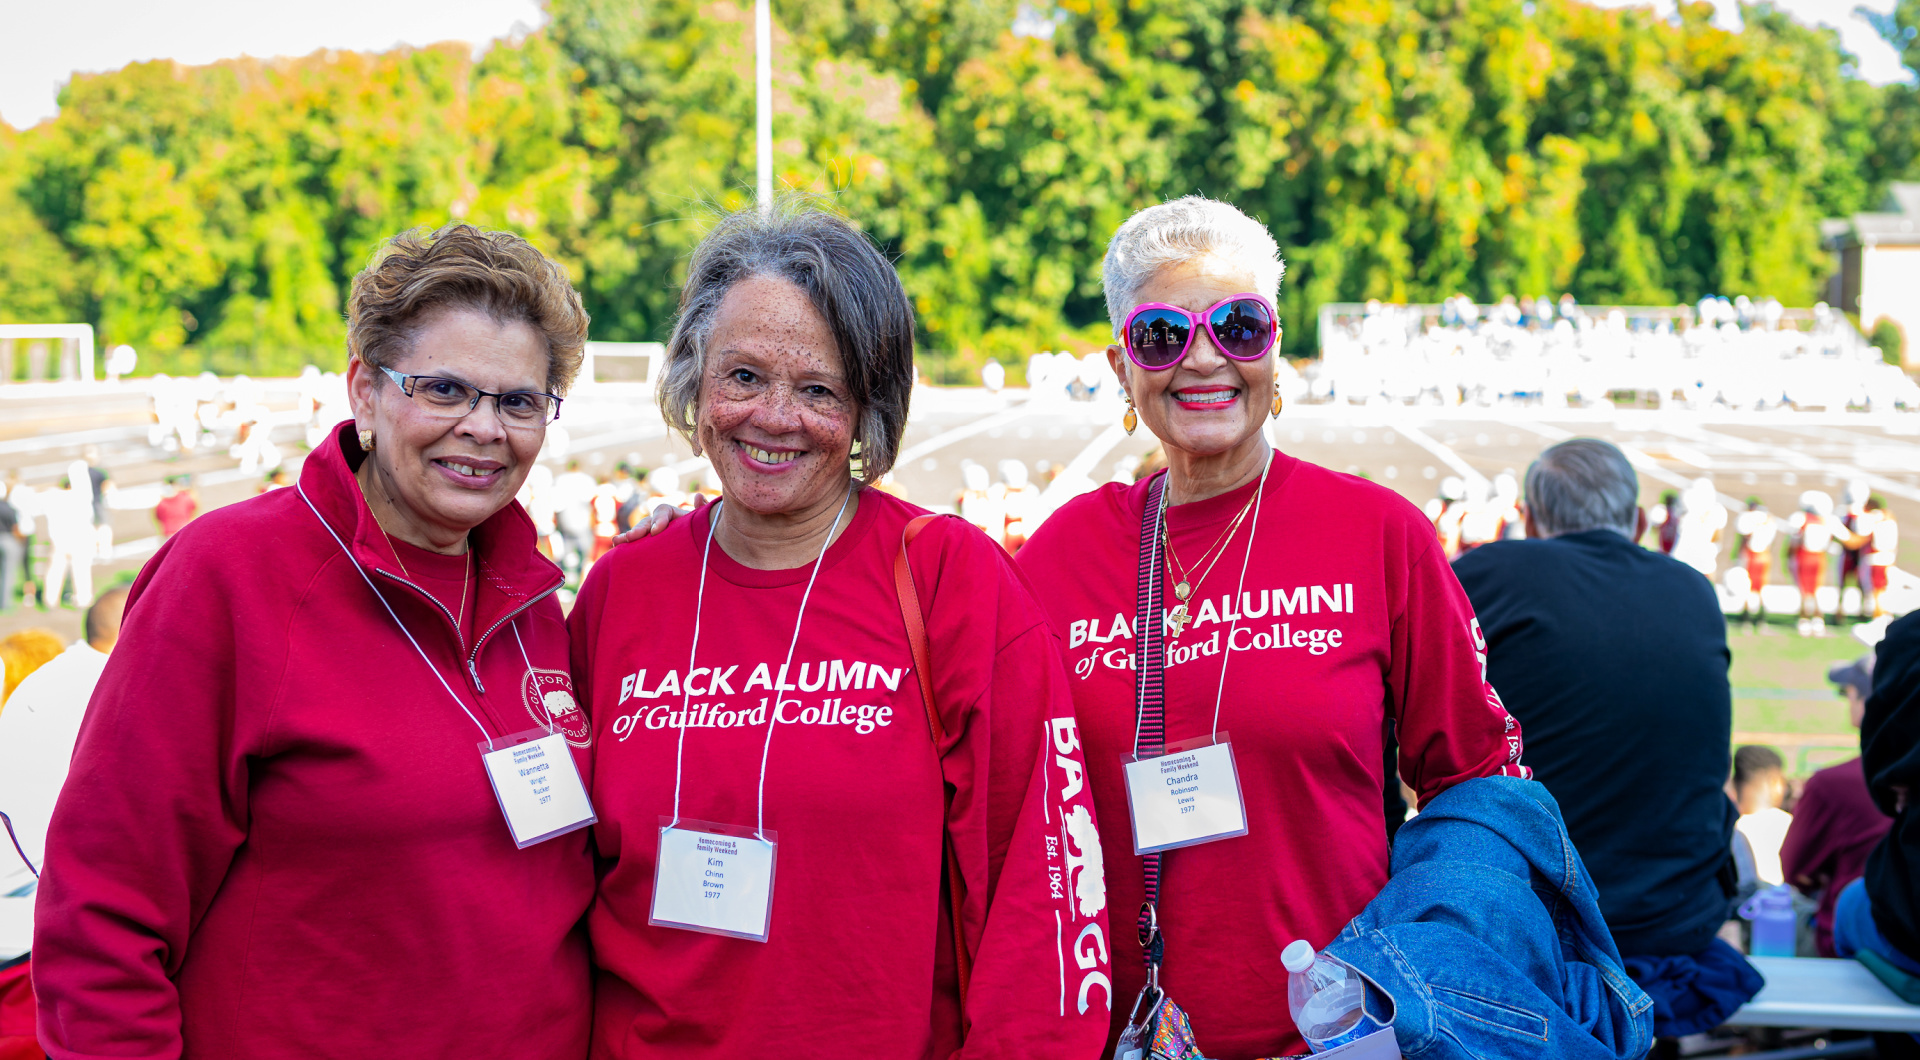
left=570, top=489, right=1112, bottom=1059
left=1017, top=454, right=1528, bottom=1059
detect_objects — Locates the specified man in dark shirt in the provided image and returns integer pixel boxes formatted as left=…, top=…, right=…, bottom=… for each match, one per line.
left=1835, top=610, right=1920, bottom=989
left=1454, top=438, right=1753, bottom=1040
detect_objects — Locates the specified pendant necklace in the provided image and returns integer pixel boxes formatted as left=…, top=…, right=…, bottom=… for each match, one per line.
left=1161, top=483, right=1259, bottom=637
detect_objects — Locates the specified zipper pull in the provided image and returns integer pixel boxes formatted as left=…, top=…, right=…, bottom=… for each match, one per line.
left=469, top=657, right=487, bottom=694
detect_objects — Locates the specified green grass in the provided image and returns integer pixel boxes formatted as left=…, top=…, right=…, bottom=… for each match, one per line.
left=1727, top=619, right=1872, bottom=775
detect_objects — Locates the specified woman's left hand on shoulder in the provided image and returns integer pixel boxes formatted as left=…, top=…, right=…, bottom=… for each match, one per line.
left=610, top=495, right=705, bottom=546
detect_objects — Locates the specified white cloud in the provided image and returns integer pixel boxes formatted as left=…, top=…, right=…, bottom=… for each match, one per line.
left=0, top=0, right=547, bottom=130
left=1582, top=0, right=1912, bottom=85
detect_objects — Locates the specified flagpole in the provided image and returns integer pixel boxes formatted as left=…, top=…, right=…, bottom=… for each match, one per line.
left=755, top=0, right=772, bottom=215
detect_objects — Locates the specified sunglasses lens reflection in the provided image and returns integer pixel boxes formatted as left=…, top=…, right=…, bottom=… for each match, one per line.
left=1210, top=300, right=1273, bottom=360
left=1128, top=310, right=1191, bottom=368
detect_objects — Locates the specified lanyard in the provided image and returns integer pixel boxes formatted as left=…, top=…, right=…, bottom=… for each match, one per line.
left=668, top=487, right=854, bottom=841
left=1131, top=452, right=1272, bottom=970
left=299, top=482, right=490, bottom=743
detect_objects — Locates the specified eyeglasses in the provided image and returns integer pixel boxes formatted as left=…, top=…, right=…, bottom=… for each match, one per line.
left=378, top=365, right=561, bottom=427
left=1122, top=294, right=1279, bottom=370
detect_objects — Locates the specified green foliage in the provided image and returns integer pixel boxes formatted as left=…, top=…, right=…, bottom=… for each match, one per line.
left=1871, top=315, right=1907, bottom=365
left=0, top=0, right=1916, bottom=375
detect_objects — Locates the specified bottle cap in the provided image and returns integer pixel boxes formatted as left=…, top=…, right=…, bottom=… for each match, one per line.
left=1282, top=939, right=1316, bottom=973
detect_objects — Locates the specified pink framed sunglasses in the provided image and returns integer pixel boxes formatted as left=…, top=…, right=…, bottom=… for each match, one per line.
left=1122, top=294, right=1279, bottom=370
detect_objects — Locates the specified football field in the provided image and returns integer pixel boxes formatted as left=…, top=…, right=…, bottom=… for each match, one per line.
left=2, top=377, right=1906, bottom=771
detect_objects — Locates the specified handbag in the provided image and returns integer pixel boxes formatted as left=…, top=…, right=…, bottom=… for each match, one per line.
left=891, top=514, right=973, bottom=1007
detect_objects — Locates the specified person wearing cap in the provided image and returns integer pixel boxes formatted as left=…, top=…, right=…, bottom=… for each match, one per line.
left=1832, top=611, right=1920, bottom=991
left=1781, top=655, right=1894, bottom=956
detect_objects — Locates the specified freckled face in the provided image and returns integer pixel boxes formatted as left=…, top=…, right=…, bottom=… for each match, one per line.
left=1107, top=255, right=1278, bottom=459
left=696, top=275, right=857, bottom=517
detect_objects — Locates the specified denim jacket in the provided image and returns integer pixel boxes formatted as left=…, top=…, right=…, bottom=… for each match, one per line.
left=1325, top=775, right=1655, bottom=1060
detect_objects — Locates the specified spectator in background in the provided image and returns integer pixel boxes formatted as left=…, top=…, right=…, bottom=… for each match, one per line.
left=1, top=588, right=129, bottom=875
left=0, top=590, right=131, bottom=1058
left=1733, top=498, right=1777, bottom=631
left=1453, top=437, right=1758, bottom=1041
left=1840, top=479, right=1872, bottom=618
left=1732, top=745, right=1792, bottom=886
left=1833, top=610, right=1920, bottom=990
left=1860, top=497, right=1898, bottom=622
left=152, top=476, right=198, bottom=539
left=0, top=484, right=19, bottom=612
left=609, top=464, right=639, bottom=534
left=552, top=459, right=596, bottom=575
left=41, top=462, right=98, bottom=609
left=4, top=471, right=33, bottom=609
left=0, top=630, right=65, bottom=708
left=1649, top=489, right=1681, bottom=554
left=1789, top=490, right=1839, bottom=637
left=1672, top=478, right=1727, bottom=579
left=80, top=445, right=110, bottom=561
left=1781, top=656, right=1893, bottom=956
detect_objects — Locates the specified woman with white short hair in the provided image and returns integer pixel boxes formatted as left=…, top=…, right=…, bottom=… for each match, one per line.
left=1016, top=195, right=1531, bottom=1057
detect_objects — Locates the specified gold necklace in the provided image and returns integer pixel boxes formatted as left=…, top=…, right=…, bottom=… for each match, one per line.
left=1161, top=488, right=1258, bottom=637
left=380, top=525, right=472, bottom=630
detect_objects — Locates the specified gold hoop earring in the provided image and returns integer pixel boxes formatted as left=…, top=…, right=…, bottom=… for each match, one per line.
left=357, top=427, right=375, bottom=452
left=1123, top=394, right=1138, bottom=435
left=1270, top=384, right=1283, bottom=419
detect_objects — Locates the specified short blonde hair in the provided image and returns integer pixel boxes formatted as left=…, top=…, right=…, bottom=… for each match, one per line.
left=348, top=223, right=590, bottom=395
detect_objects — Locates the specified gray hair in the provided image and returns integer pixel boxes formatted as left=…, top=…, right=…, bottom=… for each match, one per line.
left=1102, top=195, right=1285, bottom=335
left=659, top=204, right=916, bottom=484
left=1524, top=438, right=1640, bottom=538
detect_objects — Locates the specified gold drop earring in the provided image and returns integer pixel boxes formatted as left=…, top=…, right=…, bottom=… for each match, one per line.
left=357, top=427, right=376, bottom=451
left=1123, top=393, right=1138, bottom=435
left=1270, top=383, right=1283, bottom=419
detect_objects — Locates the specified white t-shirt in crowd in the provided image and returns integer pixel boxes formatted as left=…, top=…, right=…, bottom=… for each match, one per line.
left=1736, top=805, right=1794, bottom=887
left=0, top=640, right=109, bottom=959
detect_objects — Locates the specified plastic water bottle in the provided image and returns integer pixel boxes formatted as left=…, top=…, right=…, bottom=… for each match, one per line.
left=1284, top=940, right=1371, bottom=1052
left=1740, top=883, right=1797, bottom=957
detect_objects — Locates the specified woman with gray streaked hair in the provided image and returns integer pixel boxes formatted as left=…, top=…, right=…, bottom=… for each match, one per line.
left=567, top=204, right=1111, bottom=1059
left=1016, top=195, right=1532, bottom=1058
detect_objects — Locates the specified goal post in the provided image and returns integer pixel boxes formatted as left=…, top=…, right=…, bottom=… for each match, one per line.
left=0, top=324, right=96, bottom=383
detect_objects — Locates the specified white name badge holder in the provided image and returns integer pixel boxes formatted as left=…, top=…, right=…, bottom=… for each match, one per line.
left=480, top=727, right=597, bottom=849
left=651, top=817, right=778, bottom=941
left=1123, top=731, right=1248, bottom=854
left=646, top=489, right=850, bottom=943
left=300, top=483, right=595, bottom=849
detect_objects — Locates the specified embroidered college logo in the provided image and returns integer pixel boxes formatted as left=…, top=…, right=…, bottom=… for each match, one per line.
left=523, top=668, right=591, bottom=747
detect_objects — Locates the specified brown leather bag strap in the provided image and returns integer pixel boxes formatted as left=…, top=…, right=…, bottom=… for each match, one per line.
left=893, top=513, right=972, bottom=1008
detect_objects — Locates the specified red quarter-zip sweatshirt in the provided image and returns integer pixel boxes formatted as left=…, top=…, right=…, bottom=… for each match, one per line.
left=32, top=422, right=595, bottom=1060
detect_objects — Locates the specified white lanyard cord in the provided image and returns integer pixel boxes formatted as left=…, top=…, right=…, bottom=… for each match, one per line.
left=1207, top=449, right=1273, bottom=739
left=298, top=482, right=491, bottom=744
left=510, top=622, right=555, bottom=734
left=670, top=486, right=854, bottom=841
left=666, top=504, right=720, bottom=830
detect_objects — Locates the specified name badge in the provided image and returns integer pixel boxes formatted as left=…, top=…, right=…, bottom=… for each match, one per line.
left=651, top=819, right=778, bottom=942
left=479, top=729, right=598, bottom=849
left=1123, top=733, right=1248, bottom=854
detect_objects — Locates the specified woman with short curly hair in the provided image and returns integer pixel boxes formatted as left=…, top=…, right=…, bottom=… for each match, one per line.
left=34, top=223, right=599, bottom=1059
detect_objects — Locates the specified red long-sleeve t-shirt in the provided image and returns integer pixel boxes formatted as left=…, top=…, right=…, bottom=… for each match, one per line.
left=32, top=426, right=595, bottom=1060
left=569, top=488, right=1112, bottom=1059
left=1016, top=453, right=1528, bottom=1059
